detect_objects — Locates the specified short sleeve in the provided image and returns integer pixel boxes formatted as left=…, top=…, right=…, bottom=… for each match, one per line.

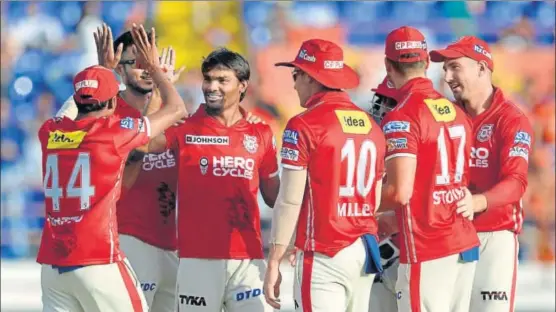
left=280, top=117, right=312, bottom=170
left=259, top=128, right=279, bottom=178
left=112, top=116, right=150, bottom=157
left=498, top=115, right=533, bottom=178
left=381, top=110, right=420, bottom=161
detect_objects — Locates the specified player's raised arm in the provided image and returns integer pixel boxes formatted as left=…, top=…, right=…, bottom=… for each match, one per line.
left=130, top=24, right=186, bottom=138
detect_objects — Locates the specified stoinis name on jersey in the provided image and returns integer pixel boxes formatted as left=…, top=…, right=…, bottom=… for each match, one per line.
left=142, top=150, right=176, bottom=171
left=47, top=130, right=87, bottom=149
left=432, top=187, right=465, bottom=205
left=424, top=98, right=456, bottom=122
left=199, top=156, right=255, bottom=180
left=186, top=135, right=230, bottom=145
left=334, top=110, right=372, bottom=135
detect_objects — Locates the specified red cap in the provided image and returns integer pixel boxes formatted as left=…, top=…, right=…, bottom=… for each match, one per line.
left=429, top=36, right=494, bottom=71
left=72, top=65, right=119, bottom=105
left=371, top=76, right=397, bottom=99
left=385, top=26, right=428, bottom=63
left=275, top=39, right=359, bottom=90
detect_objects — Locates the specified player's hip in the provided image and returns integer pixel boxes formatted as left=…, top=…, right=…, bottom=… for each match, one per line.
left=397, top=230, right=479, bottom=263
left=119, top=231, right=177, bottom=252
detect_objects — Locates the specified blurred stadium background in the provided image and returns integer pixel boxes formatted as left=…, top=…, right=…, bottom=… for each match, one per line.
left=0, top=1, right=554, bottom=311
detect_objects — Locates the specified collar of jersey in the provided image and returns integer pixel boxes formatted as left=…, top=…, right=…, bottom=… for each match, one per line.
left=471, top=86, right=507, bottom=123
left=195, top=104, right=249, bottom=129
left=304, top=90, right=351, bottom=109
left=397, top=77, right=434, bottom=95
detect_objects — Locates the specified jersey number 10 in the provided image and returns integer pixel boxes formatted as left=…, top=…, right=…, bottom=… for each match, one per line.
left=43, top=153, right=96, bottom=212
left=339, top=139, right=377, bottom=197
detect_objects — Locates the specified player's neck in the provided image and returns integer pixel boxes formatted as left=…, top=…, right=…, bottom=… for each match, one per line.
left=394, top=73, right=426, bottom=89
left=206, top=104, right=243, bottom=127
left=120, top=88, right=151, bottom=112
left=462, top=84, right=494, bottom=118
left=75, top=111, right=108, bottom=121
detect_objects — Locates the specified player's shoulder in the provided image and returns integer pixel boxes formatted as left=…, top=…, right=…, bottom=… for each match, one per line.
left=498, top=98, right=531, bottom=127
left=246, top=119, right=273, bottom=133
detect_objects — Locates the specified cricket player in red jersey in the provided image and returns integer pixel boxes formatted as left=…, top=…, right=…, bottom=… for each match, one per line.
left=379, top=26, right=480, bottom=312
left=145, top=48, right=280, bottom=312
left=430, top=36, right=533, bottom=312
left=38, top=24, right=187, bottom=312
left=263, top=39, right=386, bottom=312
left=368, top=77, right=402, bottom=312
left=56, top=24, right=186, bottom=311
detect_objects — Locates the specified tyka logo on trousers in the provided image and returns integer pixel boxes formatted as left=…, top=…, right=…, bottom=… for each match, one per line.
left=179, top=294, right=207, bottom=306
left=480, top=291, right=508, bottom=301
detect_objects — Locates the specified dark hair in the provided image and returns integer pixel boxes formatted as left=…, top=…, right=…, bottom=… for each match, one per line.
left=387, top=53, right=427, bottom=74
left=76, top=96, right=111, bottom=114
left=113, top=30, right=153, bottom=53
left=201, top=48, right=250, bottom=101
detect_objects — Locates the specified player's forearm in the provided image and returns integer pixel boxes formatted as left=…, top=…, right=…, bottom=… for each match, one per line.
left=143, top=87, right=162, bottom=116
left=268, top=243, right=289, bottom=266
left=144, top=65, right=187, bottom=137
left=478, top=175, right=527, bottom=212
left=56, top=96, right=78, bottom=120
left=122, top=150, right=145, bottom=189
left=269, top=201, right=301, bottom=250
left=260, top=176, right=280, bottom=208
left=380, top=183, right=409, bottom=210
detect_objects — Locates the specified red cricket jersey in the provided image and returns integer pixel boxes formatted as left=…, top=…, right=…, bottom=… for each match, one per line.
left=469, top=87, right=532, bottom=233
left=115, top=97, right=177, bottom=251
left=280, top=91, right=386, bottom=258
left=381, top=78, right=479, bottom=264
left=165, top=105, right=278, bottom=259
left=37, top=115, right=150, bottom=266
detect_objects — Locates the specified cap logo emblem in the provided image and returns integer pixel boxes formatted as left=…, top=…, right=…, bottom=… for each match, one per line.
left=395, top=41, right=427, bottom=50
left=473, top=45, right=492, bottom=59
left=75, top=80, right=98, bottom=91
left=298, top=49, right=316, bottom=62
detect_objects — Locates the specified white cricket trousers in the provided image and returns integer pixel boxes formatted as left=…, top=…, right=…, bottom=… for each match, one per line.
left=369, top=259, right=399, bottom=312
left=470, top=231, right=519, bottom=312
left=294, top=238, right=376, bottom=312
left=120, top=234, right=179, bottom=312
left=176, top=258, right=273, bottom=312
left=396, top=253, right=477, bottom=312
left=41, top=258, right=148, bottom=312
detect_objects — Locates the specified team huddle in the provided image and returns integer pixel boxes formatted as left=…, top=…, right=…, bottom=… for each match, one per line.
left=37, top=22, right=532, bottom=312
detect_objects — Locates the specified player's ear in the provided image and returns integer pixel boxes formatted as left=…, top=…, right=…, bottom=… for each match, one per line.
left=107, top=96, right=117, bottom=109
left=239, top=79, right=249, bottom=94
left=384, top=57, right=393, bottom=74
left=114, top=65, right=125, bottom=81
left=477, top=61, right=488, bottom=77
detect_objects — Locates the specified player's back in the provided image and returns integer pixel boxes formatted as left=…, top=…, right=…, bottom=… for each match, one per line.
left=37, top=115, right=149, bottom=266
left=382, top=80, right=479, bottom=264
left=283, top=94, right=385, bottom=257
